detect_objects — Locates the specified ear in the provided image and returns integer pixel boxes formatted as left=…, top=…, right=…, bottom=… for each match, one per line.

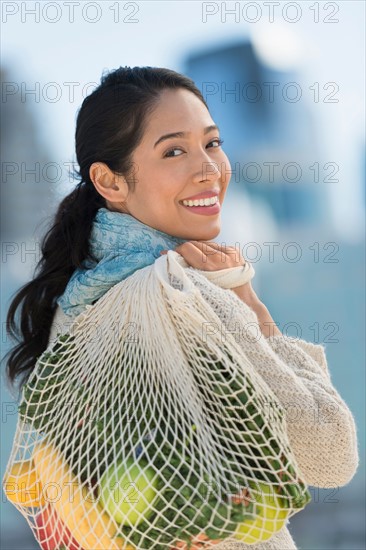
left=89, top=162, right=129, bottom=201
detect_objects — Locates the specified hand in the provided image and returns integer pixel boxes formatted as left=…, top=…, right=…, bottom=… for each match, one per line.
left=160, top=241, right=281, bottom=338
left=164, top=240, right=244, bottom=271
left=160, top=241, right=261, bottom=308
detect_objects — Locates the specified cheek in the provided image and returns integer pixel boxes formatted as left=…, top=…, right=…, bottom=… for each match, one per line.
left=154, top=180, right=182, bottom=205
left=135, top=187, right=176, bottom=213
left=219, top=153, right=231, bottom=185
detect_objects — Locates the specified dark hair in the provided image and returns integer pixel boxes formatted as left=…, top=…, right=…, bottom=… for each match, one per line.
left=3, top=65, right=209, bottom=397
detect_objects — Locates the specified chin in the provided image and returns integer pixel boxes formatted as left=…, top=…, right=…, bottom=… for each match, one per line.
left=192, top=226, right=221, bottom=242
left=172, top=218, right=221, bottom=241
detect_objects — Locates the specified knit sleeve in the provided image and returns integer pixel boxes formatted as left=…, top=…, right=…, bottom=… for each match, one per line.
left=275, top=336, right=330, bottom=379
left=261, top=334, right=359, bottom=489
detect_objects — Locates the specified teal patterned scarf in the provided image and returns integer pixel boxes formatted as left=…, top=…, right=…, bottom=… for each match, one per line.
left=57, top=207, right=187, bottom=318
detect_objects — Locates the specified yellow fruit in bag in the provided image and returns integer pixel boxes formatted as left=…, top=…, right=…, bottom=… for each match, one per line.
left=32, top=440, right=124, bottom=550
left=3, top=459, right=45, bottom=507
left=234, top=481, right=289, bottom=544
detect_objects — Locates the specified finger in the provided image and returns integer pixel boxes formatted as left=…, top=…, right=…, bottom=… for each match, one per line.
left=197, top=241, right=245, bottom=265
left=176, top=240, right=221, bottom=257
left=178, top=241, right=244, bottom=265
left=184, top=240, right=240, bottom=258
left=174, top=242, right=215, bottom=270
left=189, top=241, right=229, bottom=265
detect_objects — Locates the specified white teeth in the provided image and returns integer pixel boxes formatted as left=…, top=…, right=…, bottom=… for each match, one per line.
left=182, top=196, right=218, bottom=207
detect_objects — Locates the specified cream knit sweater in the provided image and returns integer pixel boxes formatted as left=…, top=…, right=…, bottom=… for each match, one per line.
left=48, top=282, right=359, bottom=550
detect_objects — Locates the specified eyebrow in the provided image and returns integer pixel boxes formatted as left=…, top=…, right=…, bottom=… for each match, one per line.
left=153, top=124, right=220, bottom=148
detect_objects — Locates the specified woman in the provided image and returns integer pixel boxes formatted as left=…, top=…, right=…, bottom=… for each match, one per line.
left=5, top=66, right=359, bottom=549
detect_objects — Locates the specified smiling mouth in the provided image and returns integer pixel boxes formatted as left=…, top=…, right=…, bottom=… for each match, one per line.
left=178, top=196, right=221, bottom=216
left=179, top=195, right=219, bottom=207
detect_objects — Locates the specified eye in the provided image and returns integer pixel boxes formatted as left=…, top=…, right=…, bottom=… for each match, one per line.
left=209, top=138, right=224, bottom=148
left=164, top=147, right=184, bottom=158
left=163, top=138, right=224, bottom=158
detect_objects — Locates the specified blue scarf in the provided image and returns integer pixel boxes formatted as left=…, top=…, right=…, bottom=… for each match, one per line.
left=57, top=207, right=188, bottom=318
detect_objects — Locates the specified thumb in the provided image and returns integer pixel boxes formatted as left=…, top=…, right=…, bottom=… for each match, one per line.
left=159, top=250, right=168, bottom=255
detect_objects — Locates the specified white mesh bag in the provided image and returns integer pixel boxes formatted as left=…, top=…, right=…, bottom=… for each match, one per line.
left=3, top=250, right=311, bottom=549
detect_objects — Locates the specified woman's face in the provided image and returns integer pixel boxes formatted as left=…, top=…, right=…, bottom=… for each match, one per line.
left=109, top=88, right=231, bottom=241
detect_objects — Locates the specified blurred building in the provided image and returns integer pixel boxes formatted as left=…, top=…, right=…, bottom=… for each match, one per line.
left=1, top=66, right=57, bottom=242
left=184, top=40, right=329, bottom=229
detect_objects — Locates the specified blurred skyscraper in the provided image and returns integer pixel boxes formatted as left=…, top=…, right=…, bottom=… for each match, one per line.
left=1, top=66, right=57, bottom=242
left=184, top=40, right=329, bottom=229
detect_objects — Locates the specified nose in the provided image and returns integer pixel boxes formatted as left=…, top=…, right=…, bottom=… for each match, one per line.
left=192, top=155, right=221, bottom=183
